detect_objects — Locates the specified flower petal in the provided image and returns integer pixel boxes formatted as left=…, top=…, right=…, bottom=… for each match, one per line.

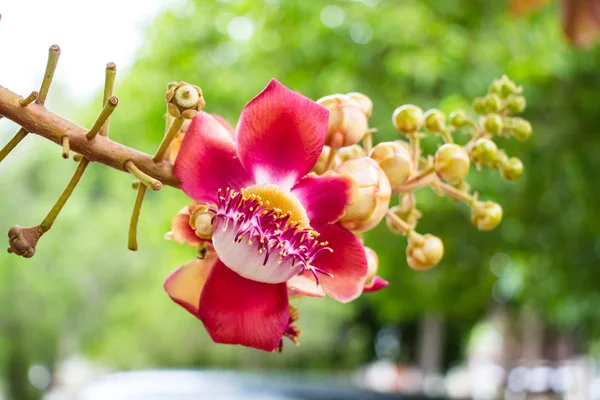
left=287, top=272, right=325, bottom=298
left=210, top=113, right=235, bottom=139
left=198, top=259, right=289, bottom=351
left=311, top=223, right=368, bottom=303
left=236, top=79, right=329, bottom=189
left=291, top=171, right=357, bottom=224
left=174, top=111, right=254, bottom=204
left=363, top=276, right=389, bottom=293
left=169, top=205, right=203, bottom=246
left=164, top=252, right=218, bottom=315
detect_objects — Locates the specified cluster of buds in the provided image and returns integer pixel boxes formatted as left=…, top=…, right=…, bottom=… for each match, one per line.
left=315, top=75, right=531, bottom=271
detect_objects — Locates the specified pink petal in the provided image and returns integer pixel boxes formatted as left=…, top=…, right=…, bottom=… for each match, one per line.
left=164, top=252, right=218, bottom=315
left=287, top=272, right=325, bottom=298
left=198, top=259, right=290, bottom=351
left=363, top=276, right=389, bottom=293
left=170, top=205, right=203, bottom=246
left=210, top=113, right=235, bottom=139
left=236, top=79, right=329, bottom=189
left=291, top=171, right=357, bottom=224
left=174, top=112, right=254, bottom=204
left=311, top=223, right=369, bottom=303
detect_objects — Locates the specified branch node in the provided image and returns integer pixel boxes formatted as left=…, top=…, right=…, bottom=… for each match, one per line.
left=100, top=62, right=117, bottom=137
left=125, top=160, right=162, bottom=191
left=86, top=96, right=119, bottom=140
left=19, top=91, right=39, bottom=107
left=73, top=154, right=83, bottom=162
left=61, top=136, right=70, bottom=159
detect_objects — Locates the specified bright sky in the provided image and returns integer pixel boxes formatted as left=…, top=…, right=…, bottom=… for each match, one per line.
left=0, top=0, right=166, bottom=101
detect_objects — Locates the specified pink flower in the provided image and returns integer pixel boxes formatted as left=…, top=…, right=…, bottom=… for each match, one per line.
left=164, top=80, right=374, bottom=352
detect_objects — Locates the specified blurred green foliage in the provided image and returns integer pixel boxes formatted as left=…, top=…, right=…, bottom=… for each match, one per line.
left=2, top=0, right=600, bottom=398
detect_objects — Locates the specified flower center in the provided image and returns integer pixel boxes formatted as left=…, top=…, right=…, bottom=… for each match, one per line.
left=209, top=187, right=332, bottom=284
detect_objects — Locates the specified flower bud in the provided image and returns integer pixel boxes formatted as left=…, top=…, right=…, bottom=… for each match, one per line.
left=346, top=92, right=373, bottom=118
left=312, top=146, right=341, bottom=174
left=338, top=144, right=365, bottom=162
left=165, top=82, right=206, bottom=118
left=472, top=97, right=486, bottom=115
left=500, top=157, right=524, bottom=181
left=499, top=76, right=520, bottom=98
left=365, top=247, right=379, bottom=283
left=406, top=233, right=444, bottom=270
left=483, top=113, right=503, bottom=135
left=189, top=205, right=216, bottom=239
left=505, top=117, right=532, bottom=141
left=423, top=109, right=446, bottom=133
left=448, top=110, right=469, bottom=128
left=506, top=96, right=526, bottom=114
left=470, top=138, right=498, bottom=164
left=483, top=94, right=502, bottom=114
left=434, top=143, right=470, bottom=184
left=392, top=105, right=423, bottom=134
left=369, top=141, right=413, bottom=188
left=336, top=157, right=392, bottom=232
left=317, top=94, right=369, bottom=148
left=471, top=201, right=503, bottom=231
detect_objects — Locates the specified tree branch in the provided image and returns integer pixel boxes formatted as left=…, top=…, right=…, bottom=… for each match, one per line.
left=0, top=84, right=179, bottom=188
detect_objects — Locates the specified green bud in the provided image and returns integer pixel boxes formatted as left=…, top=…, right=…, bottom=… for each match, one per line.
left=423, top=109, right=446, bottom=133
left=392, top=105, right=423, bottom=134
left=448, top=110, right=469, bottom=128
left=434, top=143, right=470, bottom=184
left=500, top=76, right=519, bottom=98
left=471, top=138, right=498, bottom=164
left=483, top=114, right=503, bottom=135
left=483, top=94, right=502, bottom=114
left=473, top=97, right=486, bottom=115
left=506, top=96, right=526, bottom=114
left=471, top=201, right=503, bottom=231
left=488, top=79, right=503, bottom=95
left=505, top=117, right=532, bottom=141
left=500, top=157, right=524, bottom=181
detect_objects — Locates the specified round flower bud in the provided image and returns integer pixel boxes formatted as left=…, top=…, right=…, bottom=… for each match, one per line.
left=392, top=105, right=423, bottom=134
left=317, top=94, right=369, bottom=148
left=505, top=117, right=532, bottom=141
left=365, top=247, right=379, bottom=283
left=488, top=79, right=503, bottom=95
left=165, top=82, right=206, bottom=118
left=448, top=110, right=469, bottom=128
left=369, top=141, right=413, bottom=188
left=472, top=97, right=486, bottom=115
left=338, top=144, right=365, bottom=163
left=189, top=204, right=216, bottom=239
left=423, top=109, right=446, bottom=133
left=434, top=143, right=470, bottom=184
left=483, top=114, right=503, bottom=135
left=312, top=146, right=341, bottom=174
left=471, top=138, right=498, bottom=164
left=336, top=157, right=392, bottom=232
left=506, top=96, right=526, bottom=114
left=500, top=76, right=519, bottom=98
left=406, top=233, right=444, bottom=270
left=500, top=157, right=524, bottom=181
left=471, top=201, right=503, bottom=231
left=483, top=94, right=502, bottom=114
left=346, top=92, right=373, bottom=118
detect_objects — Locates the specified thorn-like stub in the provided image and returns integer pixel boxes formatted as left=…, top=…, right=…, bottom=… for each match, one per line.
left=8, top=225, right=44, bottom=258
left=106, top=62, right=116, bottom=71
left=50, top=44, right=61, bottom=53
left=108, top=96, right=119, bottom=106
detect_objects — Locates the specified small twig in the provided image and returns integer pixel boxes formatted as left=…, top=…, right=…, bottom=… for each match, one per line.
left=386, top=210, right=412, bottom=235
left=100, top=62, right=117, bottom=137
left=125, top=160, right=162, bottom=191
left=19, top=91, right=38, bottom=107
left=323, top=145, right=338, bottom=171
left=40, top=158, right=90, bottom=232
left=434, top=180, right=475, bottom=205
left=61, top=136, right=70, bottom=159
left=394, top=170, right=436, bottom=193
left=0, top=128, right=28, bottom=164
left=86, top=96, right=119, bottom=140
left=128, top=185, right=147, bottom=251
left=153, top=116, right=184, bottom=162
left=410, top=133, right=420, bottom=175
left=37, top=45, right=61, bottom=106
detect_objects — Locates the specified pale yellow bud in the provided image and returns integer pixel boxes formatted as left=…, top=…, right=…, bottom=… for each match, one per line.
left=336, top=157, right=392, bottom=232
left=338, top=144, right=365, bottom=162
left=189, top=205, right=216, bottom=239
left=471, top=201, right=503, bottom=231
left=346, top=92, right=373, bottom=118
left=406, top=233, right=444, bottom=270
left=365, top=247, right=379, bottom=284
left=434, top=143, right=470, bottom=184
left=317, top=94, right=369, bottom=148
left=392, top=105, right=423, bottom=135
left=312, top=146, right=340, bottom=174
left=369, top=141, right=413, bottom=188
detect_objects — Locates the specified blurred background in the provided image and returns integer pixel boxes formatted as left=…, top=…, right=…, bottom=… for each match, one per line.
left=1, top=0, right=600, bottom=398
